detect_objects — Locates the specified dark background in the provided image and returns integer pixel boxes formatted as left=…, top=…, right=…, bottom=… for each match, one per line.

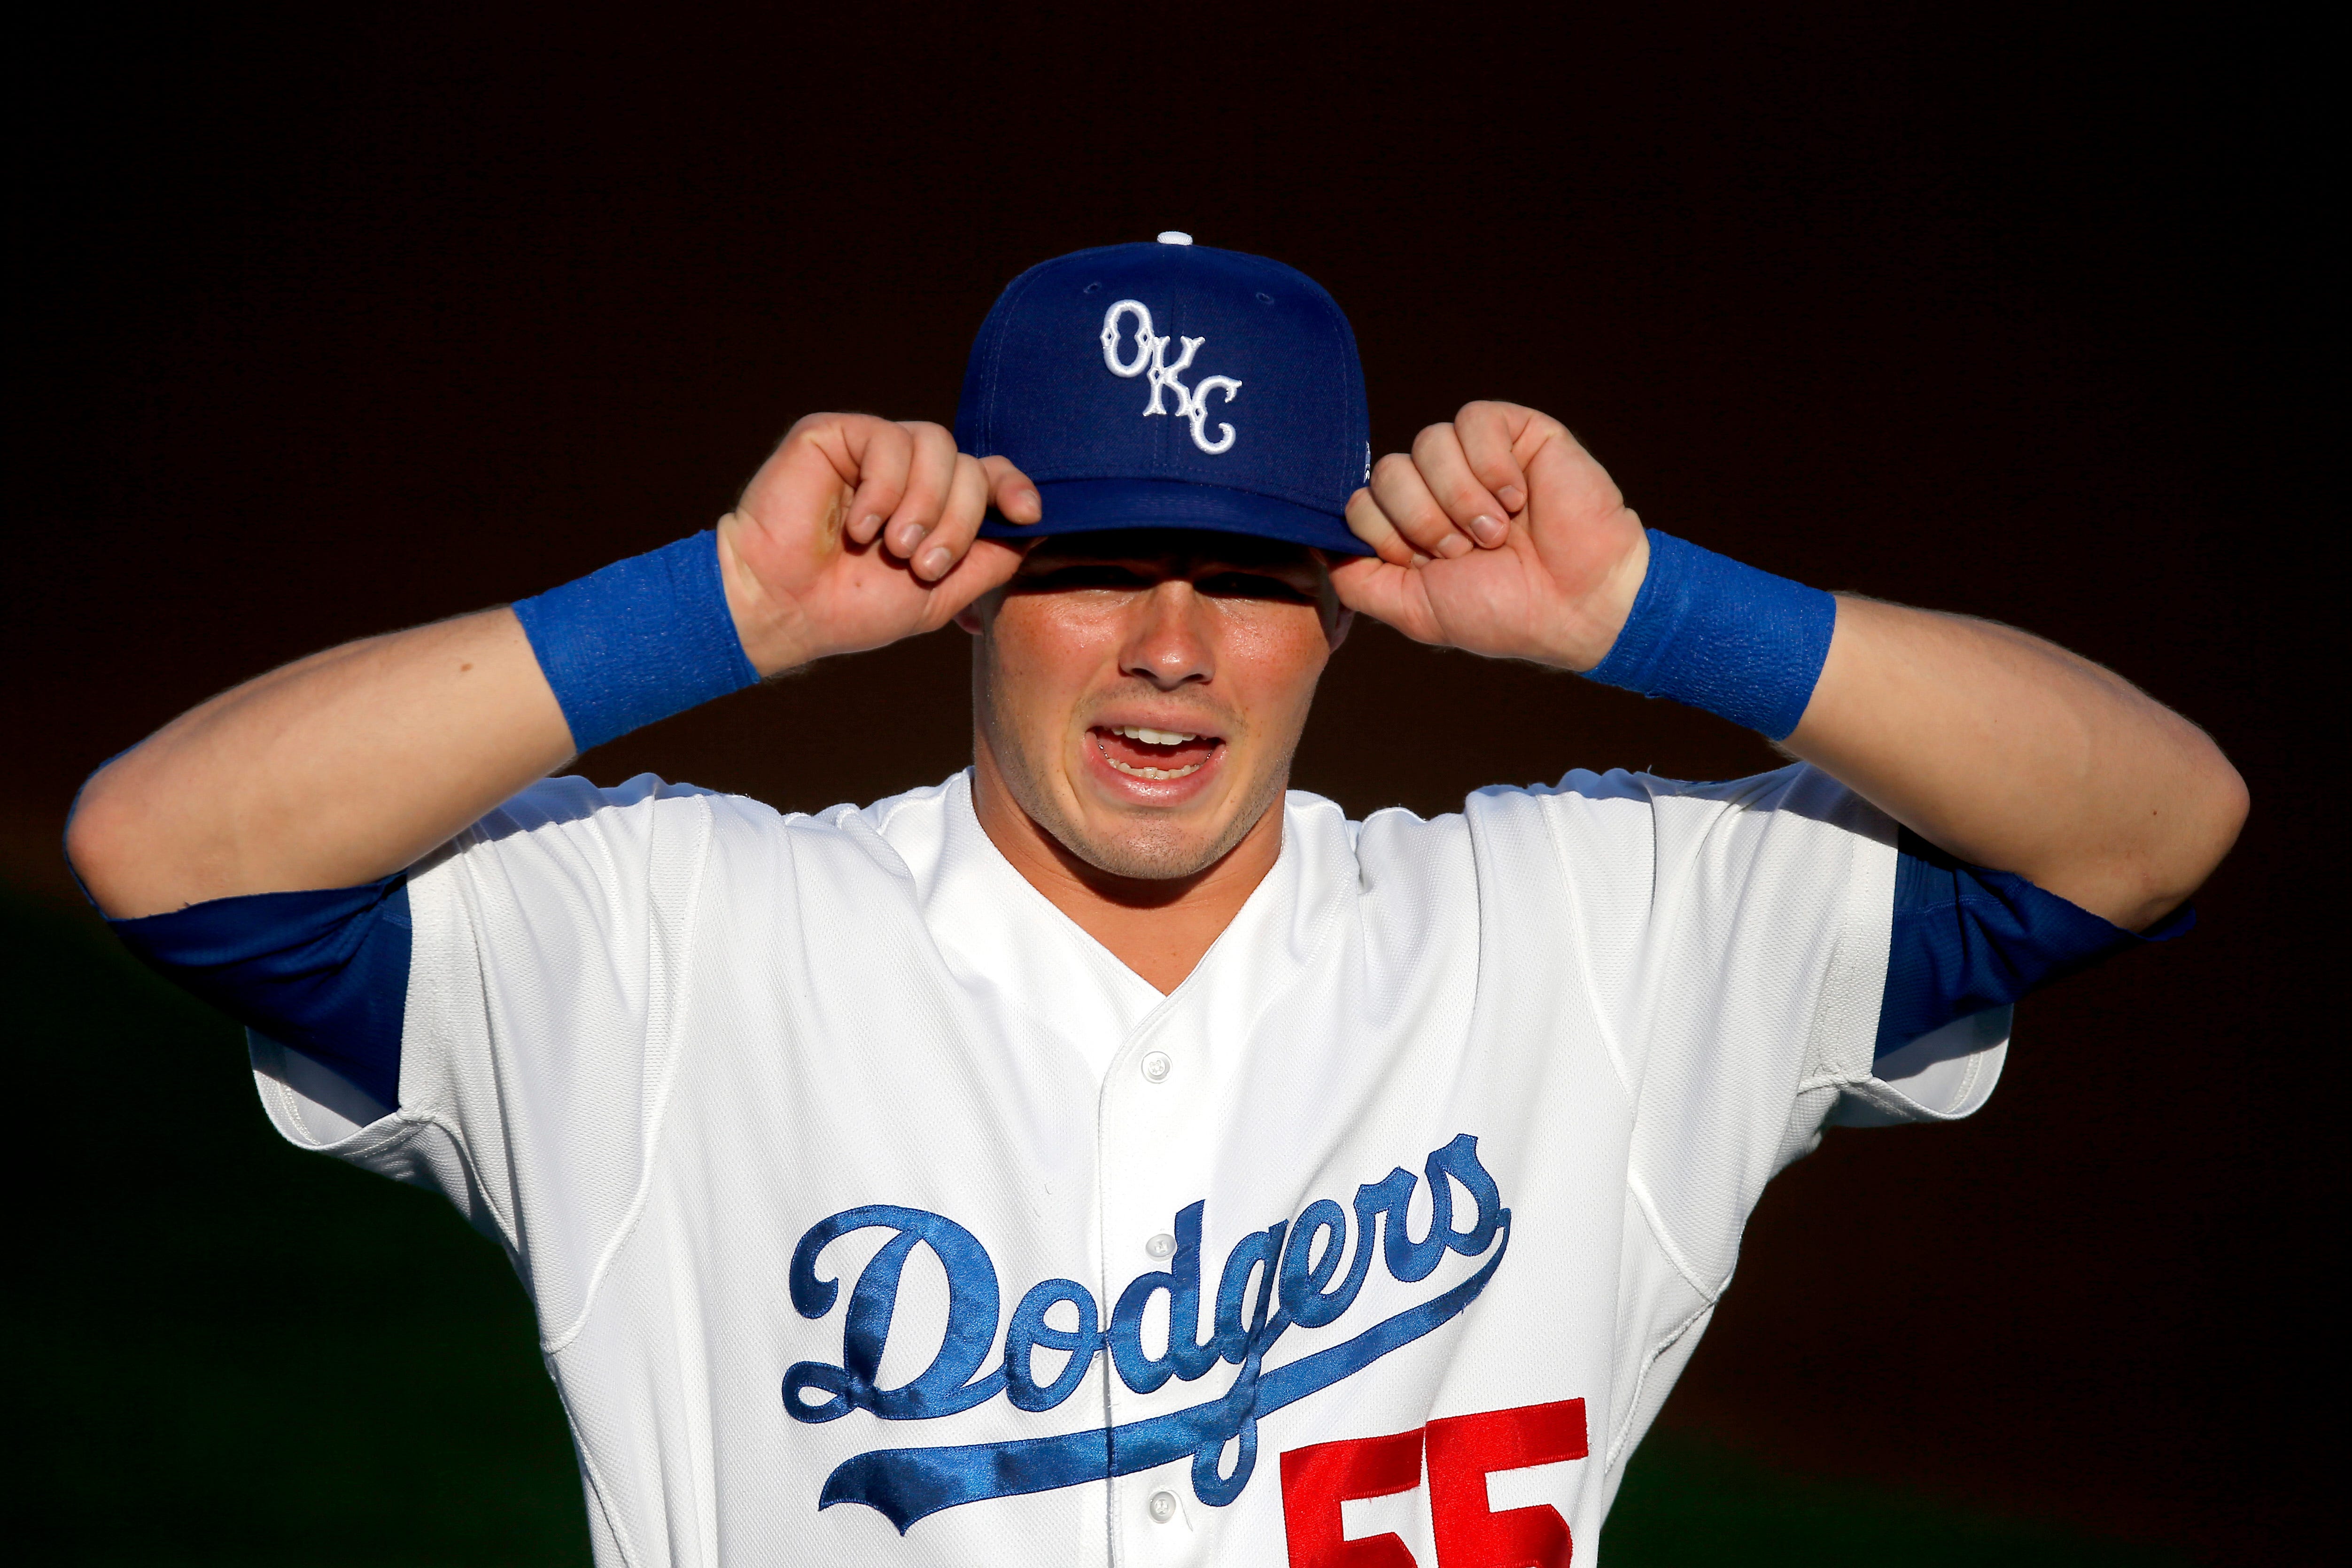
left=9, top=4, right=2329, bottom=1561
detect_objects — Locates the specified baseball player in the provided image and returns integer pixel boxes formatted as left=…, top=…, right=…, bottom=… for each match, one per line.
left=68, top=236, right=2243, bottom=1566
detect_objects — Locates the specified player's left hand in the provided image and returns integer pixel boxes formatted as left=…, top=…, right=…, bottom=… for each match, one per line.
left=1332, top=402, right=1650, bottom=671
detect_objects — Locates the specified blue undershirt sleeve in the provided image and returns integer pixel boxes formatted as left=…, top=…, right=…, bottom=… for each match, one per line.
left=1876, top=827, right=2193, bottom=1058
left=108, top=877, right=413, bottom=1110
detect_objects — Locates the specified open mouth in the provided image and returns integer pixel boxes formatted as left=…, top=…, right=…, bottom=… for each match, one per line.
left=1090, top=724, right=1224, bottom=781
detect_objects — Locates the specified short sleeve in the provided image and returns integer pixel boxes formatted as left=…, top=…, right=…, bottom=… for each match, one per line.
left=1511, top=764, right=2004, bottom=1295
left=246, top=772, right=736, bottom=1341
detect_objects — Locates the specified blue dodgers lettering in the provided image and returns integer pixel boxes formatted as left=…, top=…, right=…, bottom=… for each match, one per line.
left=783, top=1206, right=1006, bottom=1422
left=783, top=1134, right=1510, bottom=1533
left=1110, top=1199, right=1222, bottom=1391
left=1003, top=1278, right=1098, bottom=1413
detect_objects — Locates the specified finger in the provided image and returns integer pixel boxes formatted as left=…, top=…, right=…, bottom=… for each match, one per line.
left=1369, top=447, right=1475, bottom=560
left=885, top=422, right=960, bottom=560
left=1454, top=401, right=1532, bottom=517
left=980, top=455, right=1042, bottom=527
left=840, top=418, right=912, bottom=546
left=1411, top=419, right=1513, bottom=550
left=1345, top=485, right=1433, bottom=567
left=912, top=453, right=993, bottom=582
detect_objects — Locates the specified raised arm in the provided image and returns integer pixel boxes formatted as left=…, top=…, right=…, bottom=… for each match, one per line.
left=1333, top=401, right=2245, bottom=930
left=68, top=415, right=1040, bottom=918
left=1780, top=599, right=2239, bottom=930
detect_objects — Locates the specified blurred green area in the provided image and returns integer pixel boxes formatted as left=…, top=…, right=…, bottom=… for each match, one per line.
left=5, top=885, right=2185, bottom=1565
left=6, top=884, right=591, bottom=1567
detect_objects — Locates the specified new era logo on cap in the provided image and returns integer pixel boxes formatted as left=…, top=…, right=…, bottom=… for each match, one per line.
left=960, top=236, right=1374, bottom=555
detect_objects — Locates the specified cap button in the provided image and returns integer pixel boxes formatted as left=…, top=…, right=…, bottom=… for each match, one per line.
left=1156, top=231, right=1194, bottom=246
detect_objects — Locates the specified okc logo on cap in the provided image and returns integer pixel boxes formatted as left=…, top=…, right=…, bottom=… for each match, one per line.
left=1098, top=300, right=1243, bottom=455
left=957, top=237, right=1374, bottom=556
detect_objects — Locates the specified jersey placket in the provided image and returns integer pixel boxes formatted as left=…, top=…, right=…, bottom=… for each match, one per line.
left=1095, top=993, right=1230, bottom=1566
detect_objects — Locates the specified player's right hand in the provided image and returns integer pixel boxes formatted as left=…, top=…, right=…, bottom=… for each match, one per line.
left=715, top=414, right=1041, bottom=675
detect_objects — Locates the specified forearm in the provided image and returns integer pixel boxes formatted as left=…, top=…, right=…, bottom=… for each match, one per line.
left=68, top=608, right=574, bottom=918
left=1558, top=525, right=2243, bottom=930
left=1783, top=597, right=2245, bottom=930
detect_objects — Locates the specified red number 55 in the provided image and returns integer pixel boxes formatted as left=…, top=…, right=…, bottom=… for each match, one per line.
left=1279, top=1398, right=1588, bottom=1568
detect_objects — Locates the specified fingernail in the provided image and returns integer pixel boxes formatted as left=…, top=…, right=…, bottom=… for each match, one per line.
left=858, top=513, right=884, bottom=539
left=1017, top=487, right=1040, bottom=516
left=1498, top=486, right=1526, bottom=511
left=919, top=545, right=952, bottom=578
left=1437, top=533, right=1474, bottom=558
left=893, top=522, right=925, bottom=555
left=1469, top=513, right=1507, bottom=547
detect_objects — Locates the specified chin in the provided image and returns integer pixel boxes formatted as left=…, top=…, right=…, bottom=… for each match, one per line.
left=1064, top=815, right=1236, bottom=882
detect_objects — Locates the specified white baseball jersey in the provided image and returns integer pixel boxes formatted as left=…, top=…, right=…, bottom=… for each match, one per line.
left=248, top=763, right=2005, bottom=1567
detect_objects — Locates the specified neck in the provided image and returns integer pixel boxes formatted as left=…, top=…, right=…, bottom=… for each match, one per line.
left=968, top=760, right=1285, bottom=995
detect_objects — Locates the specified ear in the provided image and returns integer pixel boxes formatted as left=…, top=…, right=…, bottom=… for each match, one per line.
left=1309, top=548, right=1352, bottom=650
left=954, top=560, right=1024, bottom=636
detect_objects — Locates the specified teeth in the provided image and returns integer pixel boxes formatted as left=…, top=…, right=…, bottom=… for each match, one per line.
left=1106, top=758, right=1204, bottom=781
left=1113, top=725, right=1200, bottom=745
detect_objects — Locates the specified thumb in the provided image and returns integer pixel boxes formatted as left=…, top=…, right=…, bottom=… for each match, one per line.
left=980, top=455, right=1043, bottom=528
left=921, top=537, right=1029, bottom=629
left=1331, top=556, right=1439, bottom=643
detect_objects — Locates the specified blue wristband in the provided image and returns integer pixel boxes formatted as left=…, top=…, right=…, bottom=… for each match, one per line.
left=1583, top=530, right=1837, bottom=741
left=511, top=531, right=762, bottom=752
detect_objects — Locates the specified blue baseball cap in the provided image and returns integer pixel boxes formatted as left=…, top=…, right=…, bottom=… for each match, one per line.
left=958, top=234, right=1374, bottom=556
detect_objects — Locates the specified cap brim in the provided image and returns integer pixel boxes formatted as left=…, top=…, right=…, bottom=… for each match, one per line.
left=978, top=478, right=1374, bottom=557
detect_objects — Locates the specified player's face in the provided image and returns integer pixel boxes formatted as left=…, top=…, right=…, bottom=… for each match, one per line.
left=964, top=530, right=1346, bottom=882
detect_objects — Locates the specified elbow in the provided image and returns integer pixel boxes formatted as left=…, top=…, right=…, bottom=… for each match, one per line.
left=2127, top=744, right=2250, bottom=930
left=64, top=757, right=155, bottom=918
left=2193, top=752, right=2251, bottom=886
left=2215, top=752, right=2251, bottom=842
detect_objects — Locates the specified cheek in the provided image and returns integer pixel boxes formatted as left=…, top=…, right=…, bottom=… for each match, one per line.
left=985, top=603, right=1118, bottom=729
left=1222, top=610, right=1333, bottom=727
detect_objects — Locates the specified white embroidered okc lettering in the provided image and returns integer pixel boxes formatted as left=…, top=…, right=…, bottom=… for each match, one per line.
left=1099, top=299, right=1242, bottom=455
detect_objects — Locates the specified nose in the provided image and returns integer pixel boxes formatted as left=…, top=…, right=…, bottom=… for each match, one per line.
left=1119, top=581, right=1214, bottom=691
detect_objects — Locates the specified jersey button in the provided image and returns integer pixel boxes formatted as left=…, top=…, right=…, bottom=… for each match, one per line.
left=1145, top=1232, right=1177, bottom=1260
left=1148, top=1489, right=1179, bottom=1523
left=1141, top=1051, right=1172, bottom=1083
